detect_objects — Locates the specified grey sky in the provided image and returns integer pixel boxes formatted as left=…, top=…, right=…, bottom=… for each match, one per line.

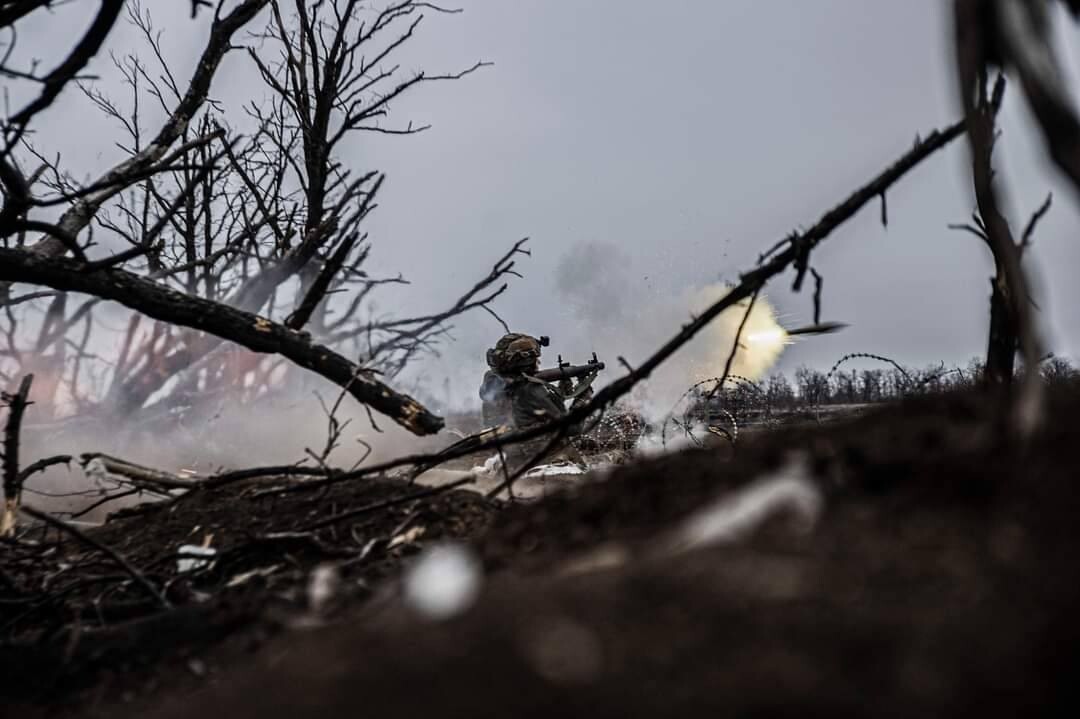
left=11, top=1, right=1080, bottom=408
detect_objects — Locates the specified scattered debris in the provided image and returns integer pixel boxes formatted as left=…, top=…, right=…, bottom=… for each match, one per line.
left=225, top=565, right=282, bottom=588
left=177, top=544, right=218, bottom=574
left=524, top=463, right=585, bottom=478
left=388, top=525, right=426, bottom=549
left=82, top=453, right=201, bottom=491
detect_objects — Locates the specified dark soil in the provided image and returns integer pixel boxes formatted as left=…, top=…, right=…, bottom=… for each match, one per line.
left=1, top=473, right=496, bottom=712
left=5, top=386, right=1080, bottom=717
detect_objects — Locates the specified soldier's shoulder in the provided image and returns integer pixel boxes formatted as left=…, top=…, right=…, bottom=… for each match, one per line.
left=503, top=374, right=541, bottom=388
left=507, top=376, right=550, bottom=398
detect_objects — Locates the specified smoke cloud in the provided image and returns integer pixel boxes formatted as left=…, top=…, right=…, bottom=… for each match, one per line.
left=552, top=241, right=787, bottom=419
left=12, top=240, right=788, bottom=523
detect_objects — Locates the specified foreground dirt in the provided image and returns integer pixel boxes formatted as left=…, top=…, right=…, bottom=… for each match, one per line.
left=6, top=386, right=1080, bottom=717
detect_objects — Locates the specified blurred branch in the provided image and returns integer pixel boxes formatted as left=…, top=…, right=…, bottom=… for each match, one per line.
left=990, top=0, right=1080, bottom=197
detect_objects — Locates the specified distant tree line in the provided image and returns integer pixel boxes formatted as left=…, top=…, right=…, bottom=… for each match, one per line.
left=761, top=355, right=1077, bottom=409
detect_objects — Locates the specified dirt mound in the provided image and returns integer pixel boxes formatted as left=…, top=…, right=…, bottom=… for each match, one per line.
left=6, top=387, right=1080, bottom=717
left=1, top=474, right=496, bottom=712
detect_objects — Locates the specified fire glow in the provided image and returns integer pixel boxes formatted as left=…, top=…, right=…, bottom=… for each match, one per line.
left=684, top=287, right=791, bottom=383
left=745, top=326, right=792, bottom=353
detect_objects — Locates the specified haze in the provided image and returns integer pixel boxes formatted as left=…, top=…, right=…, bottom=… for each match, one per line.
left=13, top=1, right=1080, bottom=409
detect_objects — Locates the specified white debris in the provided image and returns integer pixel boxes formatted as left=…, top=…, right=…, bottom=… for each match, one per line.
left=176, top=544, right=217, bottom=573
left=670, top=453, right=822, bottom=552
left=471, top=457, right=589, bottom=481
left=307, top=564, right=341, bottom=614
left=83, top=456, right=111, bottom=485
left=524, top=463, right=585, bottom=478
left=225, top=565, right=281, bottom=588
left=388, top=525, right=426, bottom=549
left=403, top=542, right=482, bottom=621
left=470, top=454, right=504, bottom=475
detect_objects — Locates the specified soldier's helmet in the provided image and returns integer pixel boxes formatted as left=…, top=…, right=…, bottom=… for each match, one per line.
left=487, top=333, right=544, bottom=373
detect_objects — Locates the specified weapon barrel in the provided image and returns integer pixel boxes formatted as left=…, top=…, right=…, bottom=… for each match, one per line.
left=531, top=362, right=605, bottom=383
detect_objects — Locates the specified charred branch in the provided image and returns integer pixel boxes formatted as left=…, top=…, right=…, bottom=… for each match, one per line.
left=954, top=4, right=1044, bottom=433
left=286, top=229, right=366, bottom=330
left=0, top=248, right=443, bottom=434
left=17, top=0, right=269, bottom=261
left=17, top=454, right=71, bottom=482
left=1020, top=192, right=1052, bottom=250
left=1, top=373, right=31, bottom=536
left=4, top=0, right=125, bottom=141
left=80, top=453, right=197, bottom=492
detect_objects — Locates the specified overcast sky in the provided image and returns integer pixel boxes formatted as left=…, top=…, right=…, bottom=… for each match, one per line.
left=13, top=1, right=1080, bottom=408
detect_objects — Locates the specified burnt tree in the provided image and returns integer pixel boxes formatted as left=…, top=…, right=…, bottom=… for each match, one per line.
left=0, top=1, right=519, bottom=434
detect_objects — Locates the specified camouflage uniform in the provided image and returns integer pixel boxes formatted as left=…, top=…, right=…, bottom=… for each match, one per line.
left=507, top=375, right=571, bottom=429
left=479, top=333, right=584, bottom=471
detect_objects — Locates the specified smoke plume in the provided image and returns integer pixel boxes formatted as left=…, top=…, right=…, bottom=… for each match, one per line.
left=553, top=241, right=787, bottom=419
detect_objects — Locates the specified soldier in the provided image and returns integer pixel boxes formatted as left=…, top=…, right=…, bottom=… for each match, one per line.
left=479, top=332, right=594, bottom=470
left=480, top=333, right=557, bottom=427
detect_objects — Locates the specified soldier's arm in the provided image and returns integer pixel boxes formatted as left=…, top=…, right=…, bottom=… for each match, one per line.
left=514, top=381, right=596, bottom=439
left=512, top=381, right=568, bottom=428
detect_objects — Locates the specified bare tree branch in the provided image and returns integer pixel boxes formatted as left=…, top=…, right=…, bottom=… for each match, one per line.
left=0, top=249, right=444, bottom=434
left=955, top=4, right=1043, bottom=434
left=1, top=373, right=32, bottom=536
left=17, top=0, right=269, bottom=261
left=5, top=0, right=125, bottom=137
left=1020, top=191, right=1053, bottom=250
